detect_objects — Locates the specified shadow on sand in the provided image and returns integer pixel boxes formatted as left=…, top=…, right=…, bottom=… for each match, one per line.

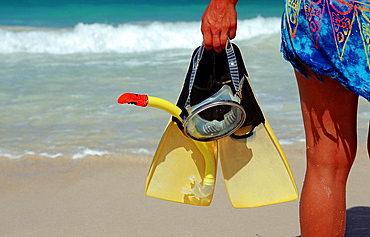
left=344, top=206, right=370, bottom=237
left=295, top=206, right=370, bottom=237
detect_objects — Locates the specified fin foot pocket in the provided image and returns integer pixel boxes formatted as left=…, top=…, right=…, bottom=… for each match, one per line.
left=181, top=174, right=215, bottom=198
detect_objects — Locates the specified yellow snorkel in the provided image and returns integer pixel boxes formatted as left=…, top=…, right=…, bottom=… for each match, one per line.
left=117, top=93, right=215, bottom=198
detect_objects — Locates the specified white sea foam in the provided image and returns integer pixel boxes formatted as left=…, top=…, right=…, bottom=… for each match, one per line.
left=127, top=148, right=153, bottom=155
left=0, top=148, right=109, bottom=159
left=0, top=17, right=280, bottom=54
left=39, top=152, right=64, bottom=158
left=0, top=151, right=35, bottom=159
left=72, top=147, right=109, bottom=159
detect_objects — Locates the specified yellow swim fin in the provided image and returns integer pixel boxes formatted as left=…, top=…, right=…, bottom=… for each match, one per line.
left=219, top=120, right=298, bottom=208
left=145, top=119, right=217, bottom=206
left=219, top=75, right=298, bottom=208
left=118, top=41, right=298, bottom=208
left=117, top=89, right=297, bottom=207
left=117, top=93, right=218, bottom=206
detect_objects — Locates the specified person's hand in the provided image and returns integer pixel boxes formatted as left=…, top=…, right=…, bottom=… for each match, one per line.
left=201, top=0, right=238, bottom=52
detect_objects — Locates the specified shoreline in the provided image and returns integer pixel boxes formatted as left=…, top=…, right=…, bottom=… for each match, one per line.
left=0, top=144, right=369, bottom=236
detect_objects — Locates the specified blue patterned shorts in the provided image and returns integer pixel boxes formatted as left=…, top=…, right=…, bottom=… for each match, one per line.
left=281, top=0, right=370, bottom=101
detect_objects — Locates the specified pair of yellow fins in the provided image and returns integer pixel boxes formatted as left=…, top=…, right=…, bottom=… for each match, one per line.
left=118, top=43, right=298, bottom=208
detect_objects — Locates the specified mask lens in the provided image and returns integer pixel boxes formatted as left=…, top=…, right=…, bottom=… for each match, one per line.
left=184, top=101, right=246, bottom=141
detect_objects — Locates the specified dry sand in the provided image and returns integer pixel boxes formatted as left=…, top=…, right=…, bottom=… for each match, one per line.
left=0, top=143, right=369, bottom=237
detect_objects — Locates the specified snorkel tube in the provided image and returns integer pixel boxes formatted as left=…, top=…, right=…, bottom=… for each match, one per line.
left=117, top=93, right=215, bottom=198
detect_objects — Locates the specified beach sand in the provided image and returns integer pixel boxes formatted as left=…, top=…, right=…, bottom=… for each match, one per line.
left=0, top=143, right=369, bottom=237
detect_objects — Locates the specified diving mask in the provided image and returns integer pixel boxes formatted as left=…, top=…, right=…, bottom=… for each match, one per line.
left=183, top=85, right=246, bottom=141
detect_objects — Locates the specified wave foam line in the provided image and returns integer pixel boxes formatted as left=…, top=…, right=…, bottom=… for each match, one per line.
left=0, top=17, right=280, bottom=54
left=0, top=147, right=109, bottom=159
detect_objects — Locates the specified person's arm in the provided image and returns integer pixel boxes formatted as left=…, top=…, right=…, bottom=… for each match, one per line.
left=201, top=0, right=239, bottom=52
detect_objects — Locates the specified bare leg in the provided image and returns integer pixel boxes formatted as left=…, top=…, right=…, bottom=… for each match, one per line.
left=295, top=69, right=358, bottom=237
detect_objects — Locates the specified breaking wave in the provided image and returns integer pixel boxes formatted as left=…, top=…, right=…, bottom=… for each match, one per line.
left=0, top=16, right=280, bottom=54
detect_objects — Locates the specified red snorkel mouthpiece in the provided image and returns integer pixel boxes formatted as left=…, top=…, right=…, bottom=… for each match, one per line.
left=117, top=93, right=148, bottom=107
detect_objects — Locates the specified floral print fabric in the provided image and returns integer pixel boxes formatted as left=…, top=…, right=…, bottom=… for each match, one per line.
left=281, top=0, right=370, bottom=101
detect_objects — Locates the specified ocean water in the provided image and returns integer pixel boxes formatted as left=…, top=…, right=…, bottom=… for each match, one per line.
left=0, top=0, right=368, bottom=159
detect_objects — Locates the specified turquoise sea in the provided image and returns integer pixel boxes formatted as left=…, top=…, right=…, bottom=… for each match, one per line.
left=0, top=0, right=368, bottom=159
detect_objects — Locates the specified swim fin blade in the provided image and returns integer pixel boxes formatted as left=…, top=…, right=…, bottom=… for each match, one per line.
left=219, top=76, right=298, bottom=208
left=145, top=120, right=218, bottom=206
left=117, top=93, right=218, bottom=206
left=219, top=120, right=298, bottom=208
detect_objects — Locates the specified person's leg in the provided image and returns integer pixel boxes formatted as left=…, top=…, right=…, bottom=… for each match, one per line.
left=295, top=69, right=359, bottom=237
